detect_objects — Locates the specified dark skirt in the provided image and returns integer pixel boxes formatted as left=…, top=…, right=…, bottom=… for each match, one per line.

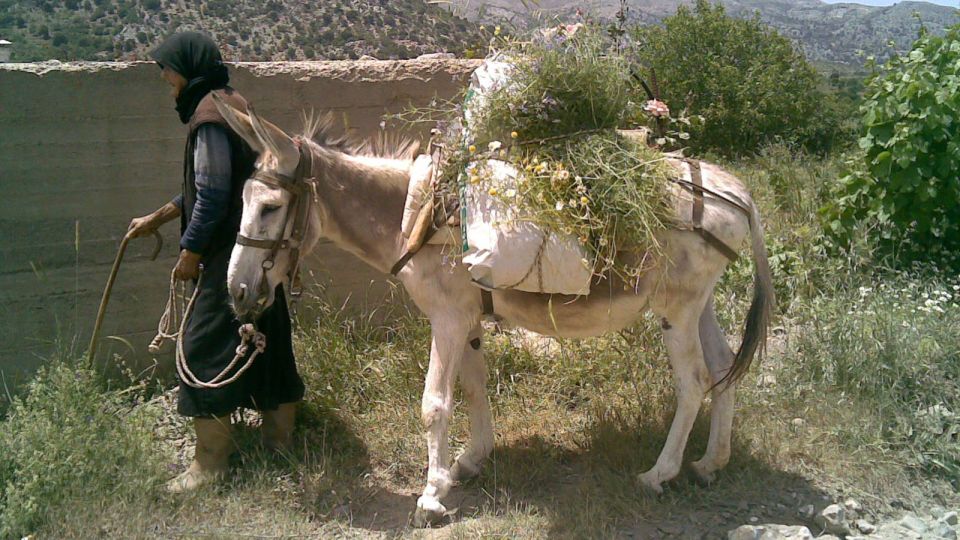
left=177, top=246, right=305, bottom=418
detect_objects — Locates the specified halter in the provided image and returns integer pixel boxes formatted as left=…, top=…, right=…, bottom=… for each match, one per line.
left=235, top=138, right=316, bottom=303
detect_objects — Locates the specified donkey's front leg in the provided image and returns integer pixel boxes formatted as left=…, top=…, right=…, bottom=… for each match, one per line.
left=451, top=323, right=494, bottom=481
left=414, top=319, right=471, bottom=526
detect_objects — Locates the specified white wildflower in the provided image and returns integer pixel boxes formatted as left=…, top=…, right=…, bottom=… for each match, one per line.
left=488, top=140, right=502, bottom=152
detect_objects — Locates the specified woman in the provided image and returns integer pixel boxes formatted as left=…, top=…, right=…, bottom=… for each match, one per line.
left=127, top=32, right=304, bottom=493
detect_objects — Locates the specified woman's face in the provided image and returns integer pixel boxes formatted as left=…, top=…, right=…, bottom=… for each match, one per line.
left=160, top=66, right=188, bottom=98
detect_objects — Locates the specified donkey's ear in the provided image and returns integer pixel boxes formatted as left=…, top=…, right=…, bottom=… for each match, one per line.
left=246, top=104, right=299, bottom=175
left=211, top=92, right=263, bottom=153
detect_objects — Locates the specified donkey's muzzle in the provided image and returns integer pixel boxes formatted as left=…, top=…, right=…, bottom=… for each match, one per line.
left=230, top=279, right=272, bottom=321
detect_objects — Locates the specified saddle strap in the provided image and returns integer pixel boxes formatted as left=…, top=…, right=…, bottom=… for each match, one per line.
left=687, top=160, right=740, bottom=263
left=480, top=288, right=498, bottom=319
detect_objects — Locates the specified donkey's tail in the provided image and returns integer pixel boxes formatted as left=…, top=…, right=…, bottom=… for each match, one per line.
left=719, top=202, right=776, bottom=387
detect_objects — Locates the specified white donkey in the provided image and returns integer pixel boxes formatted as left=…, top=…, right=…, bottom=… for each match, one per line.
left=212, top=95, right=774, bottom=526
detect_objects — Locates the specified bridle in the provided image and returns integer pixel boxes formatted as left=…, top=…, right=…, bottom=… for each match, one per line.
left=235, top=137, right=317, bottom=304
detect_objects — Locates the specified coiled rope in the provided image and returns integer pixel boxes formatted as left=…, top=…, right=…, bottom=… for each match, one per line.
left=150, top=267, right=266, bottom=389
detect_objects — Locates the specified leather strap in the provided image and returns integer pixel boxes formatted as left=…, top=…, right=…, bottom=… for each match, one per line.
left=690, top=160, right=705, bottom=232
left=685, top=159, right=740, bottom=262
left=481, top=289, right=496, bottom=318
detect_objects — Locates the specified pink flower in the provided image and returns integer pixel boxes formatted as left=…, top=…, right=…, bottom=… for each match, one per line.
left=643, top=99, right=670, bottom=118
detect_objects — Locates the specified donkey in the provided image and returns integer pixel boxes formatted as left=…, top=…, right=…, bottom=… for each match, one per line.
left=211, top=95, right=775, bottom=525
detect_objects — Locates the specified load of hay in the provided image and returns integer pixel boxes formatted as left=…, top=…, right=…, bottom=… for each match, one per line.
left=403, top=25, right=681, bottom=287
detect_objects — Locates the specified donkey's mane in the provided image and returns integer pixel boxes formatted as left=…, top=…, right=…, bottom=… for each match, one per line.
left=300, top=111, right=419, bottom=161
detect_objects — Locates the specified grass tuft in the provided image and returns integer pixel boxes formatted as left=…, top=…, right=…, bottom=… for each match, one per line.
left=0, top=357, right=167, bottom=538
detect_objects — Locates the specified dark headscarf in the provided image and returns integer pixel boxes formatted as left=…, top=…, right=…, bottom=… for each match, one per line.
left=150, top=32, right=230, bottom=124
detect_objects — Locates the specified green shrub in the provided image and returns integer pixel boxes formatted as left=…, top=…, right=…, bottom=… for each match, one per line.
left=0, top=359, right=166, bottom=538
left=632, top=0, right=844, bottom=156
left=823, top=26, right=960, bottom=270
left=786, top=275, right=960, bottom=482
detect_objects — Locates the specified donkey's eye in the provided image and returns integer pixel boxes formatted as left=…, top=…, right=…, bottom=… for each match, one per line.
left=260, top=205, right=282, bottom=217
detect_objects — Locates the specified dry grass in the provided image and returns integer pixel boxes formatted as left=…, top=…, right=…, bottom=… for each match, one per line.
left=3, top=147, right=959, bottom=539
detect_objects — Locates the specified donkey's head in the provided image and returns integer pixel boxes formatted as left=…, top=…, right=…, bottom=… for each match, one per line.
left=212, top=94, right=317, bottom=320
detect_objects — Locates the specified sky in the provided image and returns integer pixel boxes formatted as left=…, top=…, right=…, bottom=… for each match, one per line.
left=821, top=0, right=958, bottom=6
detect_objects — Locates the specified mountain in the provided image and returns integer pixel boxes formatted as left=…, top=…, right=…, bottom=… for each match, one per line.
left=456, top=0, right=959, bottom=65
left=0, top=0, right=485, bottom=62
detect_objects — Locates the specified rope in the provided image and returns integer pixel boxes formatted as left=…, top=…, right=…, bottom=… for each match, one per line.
left=150, top=268, right=266, bottom=389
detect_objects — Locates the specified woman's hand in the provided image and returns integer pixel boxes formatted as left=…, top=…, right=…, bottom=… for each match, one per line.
left=128, top=201, right=181, bottom=239
left=174, top=249, right=202, bottom=281
left=127, top=213, right=160, bottom=239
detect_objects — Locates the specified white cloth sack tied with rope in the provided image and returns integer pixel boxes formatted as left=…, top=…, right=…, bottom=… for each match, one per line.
left=462, top=159, right=593, bottom=296
left=459, top=54, right=592, bottom=295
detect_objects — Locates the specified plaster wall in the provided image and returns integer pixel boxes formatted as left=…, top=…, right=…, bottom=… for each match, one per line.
left=0, top=59, right=478, bottom=379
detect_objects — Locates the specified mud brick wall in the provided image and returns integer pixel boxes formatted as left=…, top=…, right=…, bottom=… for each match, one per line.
left=0, top=59, right=478, bottom=379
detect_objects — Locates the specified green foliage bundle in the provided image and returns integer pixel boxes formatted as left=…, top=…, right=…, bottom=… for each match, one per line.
left=471, top=30, right=635, bottom=142
left=632, top=0, right=846, bottom=156
left=445, top=28, right=675, bottom=278
left=823, top=26, right=960, bottom=270
left=0, top=359, right=166, bottom=537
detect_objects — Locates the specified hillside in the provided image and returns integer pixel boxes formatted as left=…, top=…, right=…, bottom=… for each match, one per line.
left=0, top=0, right=485, bottom=62
left=457, top=0, right=959, bottom=65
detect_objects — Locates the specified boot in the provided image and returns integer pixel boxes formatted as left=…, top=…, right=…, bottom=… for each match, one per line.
left=166, top=415, right=234, bottom=493
left=261, top=402, right=297, bottom=452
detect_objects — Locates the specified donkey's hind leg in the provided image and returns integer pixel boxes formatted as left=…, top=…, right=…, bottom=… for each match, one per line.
left=639, top=288, right=711, bottom=494
left=690, top=296, right=736, bottom=485
left=451, top=322, right=494, bottom=481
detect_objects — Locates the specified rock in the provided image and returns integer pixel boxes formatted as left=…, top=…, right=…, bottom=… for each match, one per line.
left=728, top=524, right=814, bottom=540
left=417, top=52, right=455, bottom=60
left=935, top=521, right=957, bottom=540
left=798, top=504, right=816, bottom=519
left=358, top=55, right=378, bottom=61
left=818, top=536, right=841, bottom=540
left=876, top=522, right=923, bottom=540
left=844, top=498, right=862, bottom=518
left=899, top=514, right=928, bottom=534
left=814, top=504, right=849, bottom=536
left=854, top=519, right=877, bottom=534
left=944, top=512, right=960, bottom=526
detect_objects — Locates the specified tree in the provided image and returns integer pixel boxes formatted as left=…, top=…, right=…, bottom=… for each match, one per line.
left=633, top=0, right=842, bottom=156
left=823, top=26, right=960, bottom=269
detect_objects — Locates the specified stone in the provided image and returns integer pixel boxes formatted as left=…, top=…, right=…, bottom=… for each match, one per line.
left=936, top=521, right=957, bottom=540
left=814, top=504, right=849, bottom=536
left=844, top=498, right=862, bottom=517
left=798, top=504, right=816, bottom=519
left=854, top=519, right=877, bottom=534
left=728, top=524, right=815, bottom=540
left=899, top=514, right=928, bottom=533
left=944, top=512, right=960, bottom=526
left=877, top=522, right=923, bottom=540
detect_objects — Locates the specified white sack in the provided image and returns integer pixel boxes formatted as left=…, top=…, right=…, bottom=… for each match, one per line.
left=462, top=160, right=593, bottom=296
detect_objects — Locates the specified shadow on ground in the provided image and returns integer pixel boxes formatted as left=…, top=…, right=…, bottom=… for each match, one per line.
left=328, top=406, right=833, bottom=539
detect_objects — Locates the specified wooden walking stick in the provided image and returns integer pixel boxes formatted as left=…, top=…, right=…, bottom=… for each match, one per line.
left=87, top=229, right=163, bottom=360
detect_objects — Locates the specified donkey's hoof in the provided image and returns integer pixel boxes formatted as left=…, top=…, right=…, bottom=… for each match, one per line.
left=638, top=470, right=665, bottom=496
left=689, top=460, right=717, bottom=487
left=412, top=496, right=447, bottom=528
left=451, top=456, right=482, bottom=482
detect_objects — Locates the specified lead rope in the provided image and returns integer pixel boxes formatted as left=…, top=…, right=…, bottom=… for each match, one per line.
left=150, top=267, right=266, bottom=389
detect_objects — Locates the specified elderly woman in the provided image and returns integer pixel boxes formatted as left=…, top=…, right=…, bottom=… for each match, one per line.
left=127, top=32, right=304, bottom=492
